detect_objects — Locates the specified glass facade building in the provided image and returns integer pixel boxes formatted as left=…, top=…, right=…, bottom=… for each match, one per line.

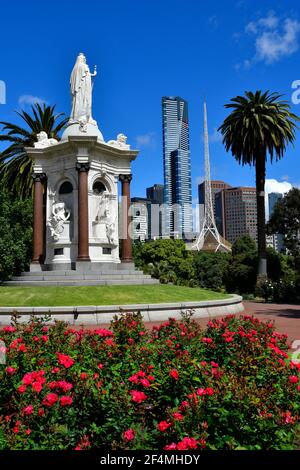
left=162, top=96, right=192, bottom=237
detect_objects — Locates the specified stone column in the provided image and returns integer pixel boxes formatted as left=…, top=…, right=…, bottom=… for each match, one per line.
left=32, top=173, right=46, bottom=265
left=119, top=174, right=133, bottom=263
left=76, top=162, right=90, bottom=262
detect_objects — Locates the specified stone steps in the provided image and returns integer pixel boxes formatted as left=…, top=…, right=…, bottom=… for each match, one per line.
left=5, top=278, right=159, bottom=287
left=11, top=273, right=152, bottom=281
left=18, top=270, right=146, bottom=277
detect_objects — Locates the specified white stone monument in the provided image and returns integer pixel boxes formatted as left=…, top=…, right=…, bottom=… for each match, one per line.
left=26, top=53, right=138, bottom=273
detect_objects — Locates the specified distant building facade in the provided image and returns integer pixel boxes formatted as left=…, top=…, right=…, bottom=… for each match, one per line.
left=162, top=96, right=192, bottom=237
left=130, top=197, right=151, bottom=241
left=216, top=186, right=257, bottom=244
left=146, top=184, right=164, bottom=204
left=267, top=192, right=284, bottom=252
left=146, top=184, right=164, bottom=238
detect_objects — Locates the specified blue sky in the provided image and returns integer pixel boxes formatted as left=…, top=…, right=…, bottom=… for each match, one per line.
left=1, top=0, right=300, bottom=201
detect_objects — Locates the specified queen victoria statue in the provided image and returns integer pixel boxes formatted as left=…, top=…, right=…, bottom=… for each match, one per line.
left=70, top=53, right=97, bottom=124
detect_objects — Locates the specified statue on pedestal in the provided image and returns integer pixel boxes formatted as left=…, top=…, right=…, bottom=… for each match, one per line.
left=70, top=53, right=97, bottom=125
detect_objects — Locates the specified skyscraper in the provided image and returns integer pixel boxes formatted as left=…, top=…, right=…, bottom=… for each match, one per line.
left=162, top=96, right=192, bottom=237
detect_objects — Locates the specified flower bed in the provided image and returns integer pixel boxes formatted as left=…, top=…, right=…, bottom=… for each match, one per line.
left=0, top=313, right=299, bottom=450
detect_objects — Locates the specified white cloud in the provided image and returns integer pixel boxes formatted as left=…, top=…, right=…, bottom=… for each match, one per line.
left=209, top=127, right=222, bottom=143
left=240, top=12, right=300, bottom=68
left=135, top=132, right=155, bottom=147
left=265, top=178, right=292, bottom=219
left=18, top=94, right=47, bottom=107
left=246, top=12, right=279, bottom=34
left=201, top=127, right=222, bottom=143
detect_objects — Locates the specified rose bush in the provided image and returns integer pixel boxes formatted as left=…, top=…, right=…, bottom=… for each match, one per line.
left=0, top=312, right=299, bottom=450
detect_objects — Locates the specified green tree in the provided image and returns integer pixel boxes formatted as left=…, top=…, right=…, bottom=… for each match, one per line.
left=219, top=91, right=299, bottom=277
left=267, top=188, right=300, bottom=261
left=0, top=103, right=68, bottom=198
left=192, top=251, right=230, bottom=291
left=225, top=236, right=258, bottom=294
left=0, top=189, right=33, bottom=282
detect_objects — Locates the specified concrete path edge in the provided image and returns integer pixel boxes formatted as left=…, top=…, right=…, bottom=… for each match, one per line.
left=0, top=294, right=244, bottom=325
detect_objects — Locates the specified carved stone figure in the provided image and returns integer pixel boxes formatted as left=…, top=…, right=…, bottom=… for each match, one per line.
left=70, top=53, right=97, bottom=124
left=34, top=131, right=58, bottom=149
left=48, top=201, right=70, bottom=241
left=95, top=192, right=116, bottom=244
left=107, top=133, right=130, bottom=150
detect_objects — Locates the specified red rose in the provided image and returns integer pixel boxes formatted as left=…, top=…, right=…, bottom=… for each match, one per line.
left=128, top=374, right=139, bottom=384
left=157, top=421, right=172, bottom=432
left=60, top=396, right=73, bottom=406
left=43, top=393, right=59, bottom=407
left=289, top=375, right=299, bottom=384
left=57, top=353, right=74, bottom=368
left=38, top=408, right=45, bottom=417
left=3, top=326, right=16, bottom=333
left=22, top=405, right=34, bottom=416
left=80, top=372, right=88, bottom=380
left=94, top=328, right=113, bottom=337
left=172, top=412, right=184, bottom=421
left=18, top=385, right=27, bottom=394
left=177, top=437, right=198, bottom=450
left=18, top=344, right=27, bottom=352
left=140, top=378, right=151, bottom=387
left=205, top=387, right=214, bottom=396
left=32, top=382, right=43, bottom=393
left=130, top=390, right=147, bottom=404
left=164, top=443, right=177, bottom=450
left=5, top=367, right=16, bottom=375
left=202, top=337, right=213, bottom=344
left=57, top=380, right=73, bottom=392
left=169, top=369, right=179, bottom=380
left=123, top=429, right=136, bottom=442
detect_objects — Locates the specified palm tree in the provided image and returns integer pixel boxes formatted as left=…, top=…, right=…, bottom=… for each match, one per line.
left=218, top=90, right=299, bottom=276
left=0, top=103, right=68, bottom=198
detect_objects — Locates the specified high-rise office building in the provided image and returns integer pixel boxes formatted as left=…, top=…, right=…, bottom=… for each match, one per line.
left=146, top=184, right=164, bottom=238
left=146, top=184, right=164, bottom=204
left=267, top=192, right=284, bottom=252
left=218, top=187, right=257, bottom=244
left=162, top=96, right=192, bottom=237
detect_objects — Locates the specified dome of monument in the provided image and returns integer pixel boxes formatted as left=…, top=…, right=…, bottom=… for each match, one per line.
left=61, top=121, right=104, bottom=142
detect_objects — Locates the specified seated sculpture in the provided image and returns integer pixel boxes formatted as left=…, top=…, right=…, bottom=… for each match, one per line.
left=107, top=133, right=130, bottom=150
left=34, top=131, right=58, bottom=148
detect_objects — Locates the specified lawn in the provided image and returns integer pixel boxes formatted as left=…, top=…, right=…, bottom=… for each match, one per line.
left=0, top=284, right=230, bottom=307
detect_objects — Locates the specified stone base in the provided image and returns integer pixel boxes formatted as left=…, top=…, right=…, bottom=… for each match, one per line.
left=29, top=263, right=44, bottom=272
